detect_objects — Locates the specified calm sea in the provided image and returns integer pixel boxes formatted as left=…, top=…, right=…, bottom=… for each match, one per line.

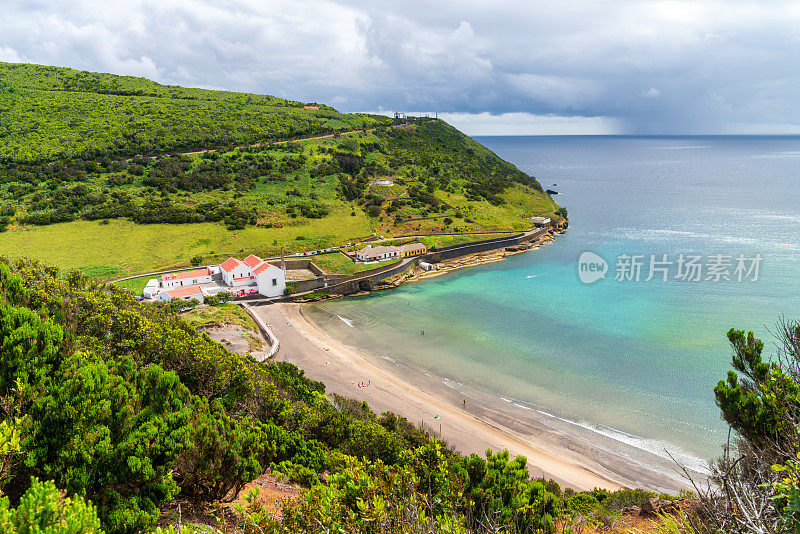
left=307, top=136, right=800, bottom=469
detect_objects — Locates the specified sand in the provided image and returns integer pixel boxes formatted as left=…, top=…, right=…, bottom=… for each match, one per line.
left=249, top=302, right=700, bottom=493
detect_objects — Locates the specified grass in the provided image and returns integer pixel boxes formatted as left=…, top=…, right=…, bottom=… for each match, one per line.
left=0, top=210, right=376, bottom=278
left=181, top=303, right=257, bottom=332
left=115, top=275, right=153, bottom=295
left=417, top=233, right=511, bottom=249
left=0, top=61, right=391, bottom=163
left=312, top=252, right=397, bottom=275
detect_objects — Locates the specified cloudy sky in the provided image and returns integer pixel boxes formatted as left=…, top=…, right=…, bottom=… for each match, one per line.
left=2, top=0, right=799, bottom=134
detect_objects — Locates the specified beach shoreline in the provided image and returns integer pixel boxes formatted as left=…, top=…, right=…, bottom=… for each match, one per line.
left=252, top=300, right=701, bottom=494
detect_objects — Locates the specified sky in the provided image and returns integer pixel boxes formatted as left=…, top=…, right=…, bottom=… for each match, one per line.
left=2, top=0, right=799, bottom=135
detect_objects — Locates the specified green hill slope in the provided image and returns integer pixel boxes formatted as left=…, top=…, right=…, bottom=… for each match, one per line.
left=0, top=62, right=562, bottom=276
left=0, top=61, right=390, bottom=163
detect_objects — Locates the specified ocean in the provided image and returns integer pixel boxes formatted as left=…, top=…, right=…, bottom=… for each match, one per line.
left=305, top=136, right=800, bottom=479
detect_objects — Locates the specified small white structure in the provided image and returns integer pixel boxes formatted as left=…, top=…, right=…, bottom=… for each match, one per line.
left=159, top=285, right=205, bottom=302
left=161, top=267, right=213, bottom=289
left=142, top=279, right=160, bottom=299
left=419, top=261, right=435, bottom=271
left=355, top=245, right=401, bottom=262
left=528, top=216, right=551, bottom=227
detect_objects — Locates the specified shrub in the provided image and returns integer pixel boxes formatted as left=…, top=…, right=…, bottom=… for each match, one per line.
left=0, top=477, right=103, bottom=533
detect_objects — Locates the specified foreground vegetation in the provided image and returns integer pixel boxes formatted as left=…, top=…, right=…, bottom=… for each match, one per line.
left=2, top=257, right=797, bottom=533
left=0, top=258, right=689, bottom=534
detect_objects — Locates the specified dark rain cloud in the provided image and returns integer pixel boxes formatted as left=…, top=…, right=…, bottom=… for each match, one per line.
left=1, top=0, right=799, bottom=133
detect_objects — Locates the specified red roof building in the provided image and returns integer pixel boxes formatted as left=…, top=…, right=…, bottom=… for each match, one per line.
left=161, top=267, right=210, bottom=283
left=220, top=257, right=242, bottom=273
left=243, top=254, right=263, bottom=269
left=164, top=286, right=204, bottom=300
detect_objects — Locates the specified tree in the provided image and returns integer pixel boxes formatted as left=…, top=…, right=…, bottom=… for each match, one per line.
left=23, top=352, right=192, bottom=533
left=174, top=398, right=265, bottom=502
left=698, top=322, right=800, bottom=534
left=0, top=477, right=103, bottom=533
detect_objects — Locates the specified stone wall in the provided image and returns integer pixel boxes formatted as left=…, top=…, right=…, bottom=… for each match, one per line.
left=323, top=259, right=414, bottom=295
left=289, top=277, right=326, bottom=293
left=431, top=233, right=524, bottom=261
left=420, top=228, right=551, bottom=262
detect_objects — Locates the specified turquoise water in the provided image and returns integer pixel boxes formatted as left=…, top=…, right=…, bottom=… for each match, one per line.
left=308, top=136, right=800, bottom=465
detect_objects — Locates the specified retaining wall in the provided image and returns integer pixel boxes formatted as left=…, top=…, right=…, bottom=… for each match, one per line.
left=238, top=303, right=280, bottom=361
left=323, top=259, right=415, bottom=295
left=289, top=278, right=326, bottom=293
left=421, top=228, right=550, bottom=262
left=338, top=259, right=403, bottom=281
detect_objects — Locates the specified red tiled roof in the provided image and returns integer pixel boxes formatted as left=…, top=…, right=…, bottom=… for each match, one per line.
left=253, top=262, right=278, bottom=275
left=166, top=286, right=203, bottom=298
left=161, top=268, right=210, bottom=282
left=233, top=276, right=254, bottom=281
left=243, top=254, right=263, bottom=268
left=220, top=258, right=241, bottom=272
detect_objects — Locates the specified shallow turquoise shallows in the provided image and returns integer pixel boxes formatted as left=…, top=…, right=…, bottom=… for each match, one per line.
left=307, top=135, right=800, bottom=466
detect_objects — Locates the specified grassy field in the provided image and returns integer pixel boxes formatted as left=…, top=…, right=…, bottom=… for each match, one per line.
left=180, top=303, right=257, bottom=332
left=0, top=210, right=376, bottom=278
left=417, top=233, right=511, bottom=249
left=0, top=61, right=391, bottom=162
left=115, top=275, right=153, bottom=294
left=312, top=252, right=398, bottom=275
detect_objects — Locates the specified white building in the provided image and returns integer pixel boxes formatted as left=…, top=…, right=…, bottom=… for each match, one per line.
left=253, top=261, right=287, bottom=297
left=161, top=267, right=213, bottom=288
left=220, top=257, right=256, bottom=287
left=528, top=216, right=551, bottom=227
left=220, top=254, right=286, bottom=297
left=159, top=285, right=205, bottom=302
left=142, top=279, right=160, bottom=299
left=355, top=245, right=401, bottom=262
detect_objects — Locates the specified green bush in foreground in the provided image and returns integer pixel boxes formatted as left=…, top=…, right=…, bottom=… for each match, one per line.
left=2, top=257, right=698, bottom=534
left=0, top=478, right=103, bottom=533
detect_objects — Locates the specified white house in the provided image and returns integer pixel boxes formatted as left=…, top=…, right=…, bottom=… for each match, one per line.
left=161, top=267, right=213, bottom=289
left=142, top=279, right=160, bottom=299
left=355, top=245, right=401, bottom=262
left=220, top=254, right=287, bottom=297
left=159, top=285, right=205, bottom=302
left=220, top=257, right=256, bottom=286
left=253, top=261, right=287, bottom=297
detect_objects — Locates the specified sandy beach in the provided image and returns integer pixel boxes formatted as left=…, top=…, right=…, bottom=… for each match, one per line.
left=251, top=302, right=698, bottom=493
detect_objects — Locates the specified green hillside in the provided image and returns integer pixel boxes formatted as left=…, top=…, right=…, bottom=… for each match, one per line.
left=0, top=62, right=562, bottom=277
left=0, top=62, right=390, bottom=163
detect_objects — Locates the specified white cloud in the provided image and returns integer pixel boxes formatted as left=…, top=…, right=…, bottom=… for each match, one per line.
left=0, top=46, right=22, bottom=63
left=365, top=111, right=624, bottom=135
left=1, top=0, right=799, bottom=133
